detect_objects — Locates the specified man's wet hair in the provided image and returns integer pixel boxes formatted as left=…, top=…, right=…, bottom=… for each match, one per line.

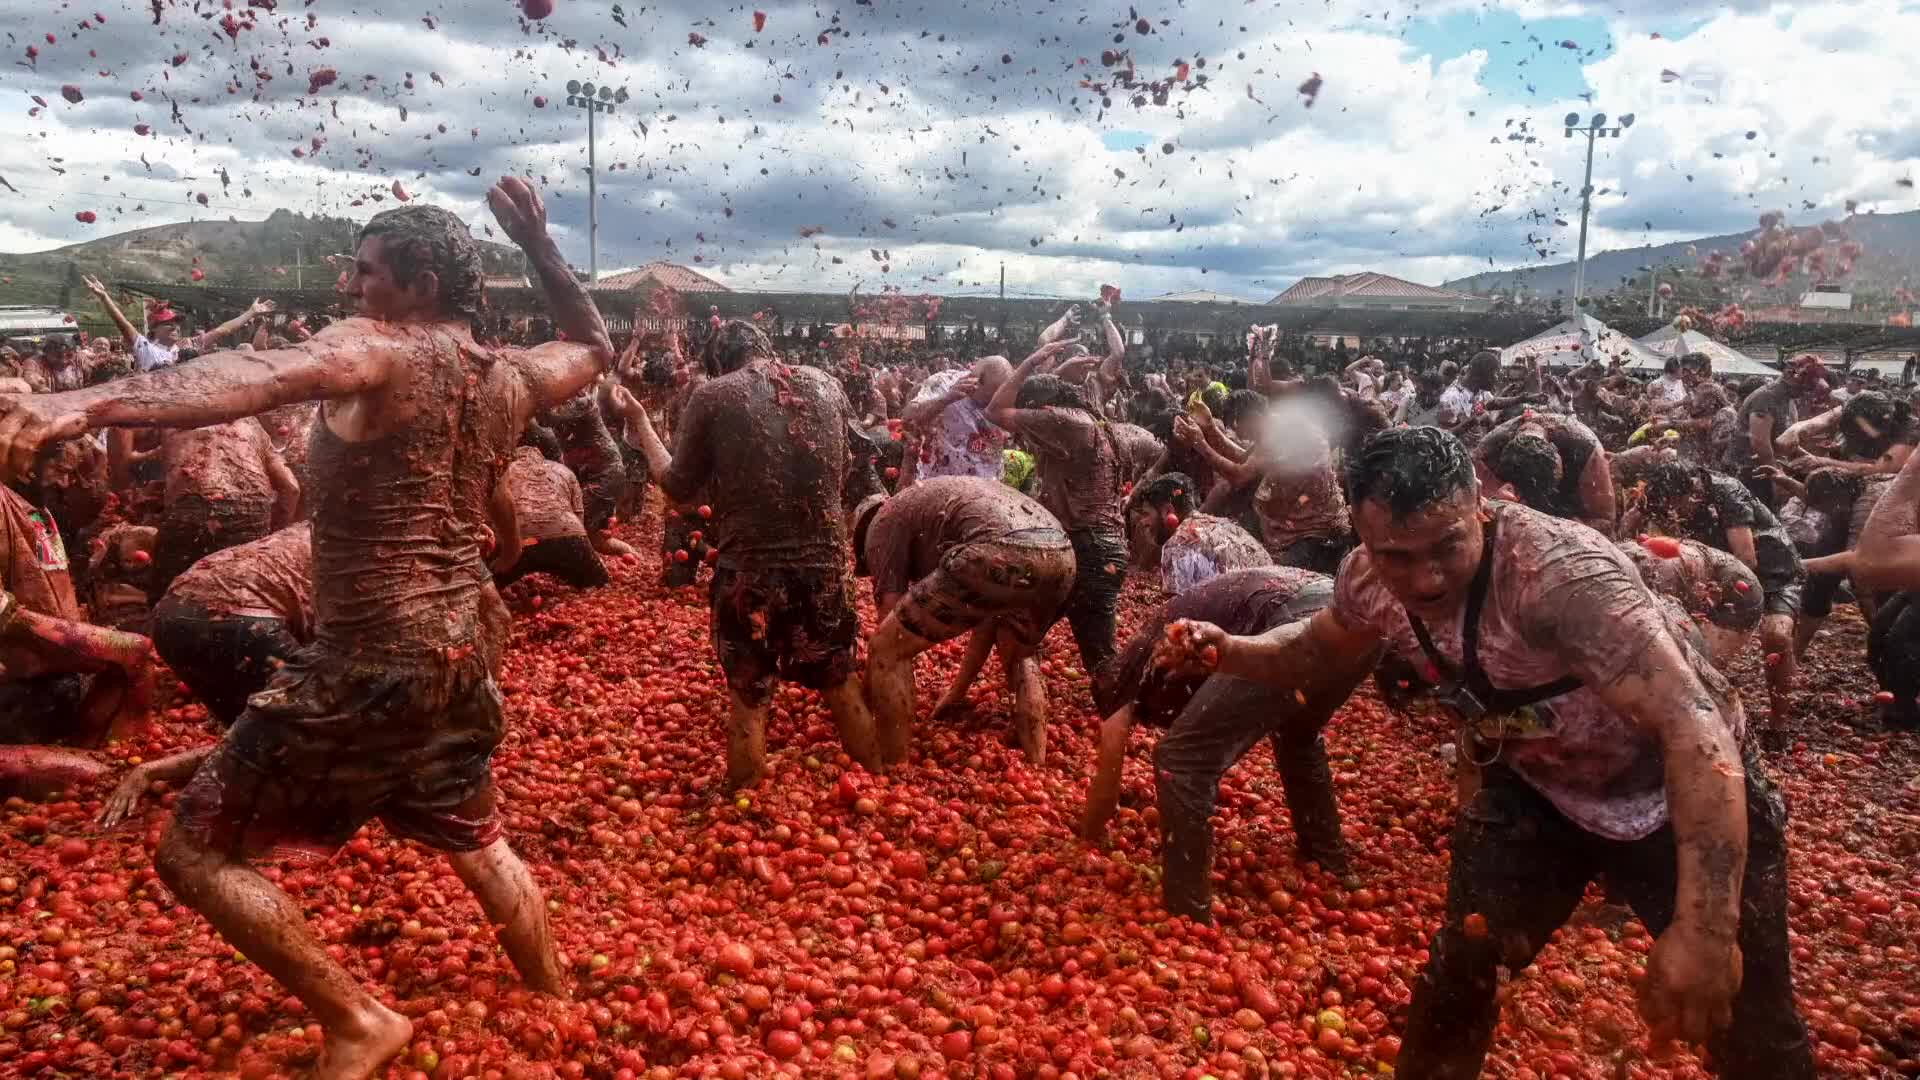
left=1125, top=472, right=1196, bottom=519
left=359, top=204, right=486, bottom=322
left=1644, top=461, right=1700, bottom=507
left=1805, top=466, right=1867, bottom=510
left=638, top=352, right=675, bottom=387
left=1664, top=357, right=1682, bottom=375
left=1016, top=373, right=1091, bottom=411
left=1839, top=390, right=1911, bottom=457
left=1346, top=426, right=1477, bottom=520
left=1129, top=386, right=1173, bottom=425
left=1680, top=351, right=1713, bottom=376
left=1220, top=389, right=1268, bottom=429
left=701, top=318, right=777, bottom=377
left=1495, top=432, right=1562, bottom=509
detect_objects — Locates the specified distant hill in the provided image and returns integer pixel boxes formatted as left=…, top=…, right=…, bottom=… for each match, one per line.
left=1445, top=210, right=1920, bottom=310
left=0, top=210, right=526, bottom=310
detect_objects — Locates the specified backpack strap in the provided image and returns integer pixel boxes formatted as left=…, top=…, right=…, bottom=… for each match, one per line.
left=1407, top=516, right=1583, bottom=712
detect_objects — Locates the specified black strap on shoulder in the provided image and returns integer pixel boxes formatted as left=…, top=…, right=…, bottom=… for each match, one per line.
left=1407, top=517, right=1582, bottom=712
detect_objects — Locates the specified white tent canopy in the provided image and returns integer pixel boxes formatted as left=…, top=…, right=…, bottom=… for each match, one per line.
left=1501, top=313, right=1663, bottom=371
left=1636, top=324, right=1778, bottom=378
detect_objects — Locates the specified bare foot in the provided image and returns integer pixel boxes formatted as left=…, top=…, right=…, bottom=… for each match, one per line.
left=315, top=1002, right=411, bottom=1080
left=594, top=535, right=636, bottom=557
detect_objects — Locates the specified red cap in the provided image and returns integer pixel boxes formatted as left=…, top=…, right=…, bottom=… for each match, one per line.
left=149, top=306, right=180, bottom=325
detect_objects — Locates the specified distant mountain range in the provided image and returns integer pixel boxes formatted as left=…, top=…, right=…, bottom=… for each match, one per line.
left=0, top=210, right=526, bottom=309
left=1445, top=210, right=1920, bottom=308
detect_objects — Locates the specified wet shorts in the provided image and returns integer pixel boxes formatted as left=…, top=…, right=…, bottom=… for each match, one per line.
left=894, top=528, right=1076, bottom=651
left=495, top=534, right=610, bottom=591
left=0, top=673, right=91, bottom=745
left=150, top=596, right=302, bottom=728
left=172, top=646, right=506, bottom=862
left=1754, top=537, right=1806, bottom=618
left=1277, top=534, right=1356, bottom=576
left=710, top=564, right=858, bottom=706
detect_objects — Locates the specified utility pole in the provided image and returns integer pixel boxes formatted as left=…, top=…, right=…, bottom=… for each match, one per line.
left=1564, top=111, right=1634, bottom=303
left=564, top=79, right=628, bottom=283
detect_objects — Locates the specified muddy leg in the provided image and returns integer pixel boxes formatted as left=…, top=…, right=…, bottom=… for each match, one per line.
left=155, top=824, right=411, bottom=1080
left=725, top=690, right=771, bottom=789
left=449, top=839, right=569, bottom=997
left=822, top=677, right=882, bottom=773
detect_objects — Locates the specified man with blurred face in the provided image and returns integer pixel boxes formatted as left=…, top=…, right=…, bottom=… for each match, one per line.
left=1157, top=426, right=1812, bottom=1079
left=0, top=178, right=613, bottom=1080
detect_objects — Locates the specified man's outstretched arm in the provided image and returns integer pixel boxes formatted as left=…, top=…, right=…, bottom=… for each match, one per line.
left=487, top=177, right=616, bottom=411
left=0, top=328, right=389, bottom=481
left=81, top=275, right=140, bottom=347
left=1158, top=607, right=1381, bottom=694
left=197, top=299, right=274, bottom=348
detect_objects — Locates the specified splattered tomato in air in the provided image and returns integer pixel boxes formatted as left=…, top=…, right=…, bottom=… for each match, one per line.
left=520, top=0, right=554, bottom=19
left=533, top=96, right=548, bottom=108
left=392, top=180, right=410, bottom=202
left=75, top=211, right=97, bottom=224
left=753, top=9, right=767, bottom=31
left=60, top=84, right=84, bottom=104
left=190, top=269, right=205, bottom=281
left=306, top=67, right=337, bottom=94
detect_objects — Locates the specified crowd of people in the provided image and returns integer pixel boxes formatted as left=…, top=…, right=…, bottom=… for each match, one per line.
left=1, top=181, right=1918, bottom=1079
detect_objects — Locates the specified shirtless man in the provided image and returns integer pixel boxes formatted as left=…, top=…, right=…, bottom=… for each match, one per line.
left=1158, top=427, right=1813, bottom=1079
left=620, top=320, right=883, bottom=788
left=150, top=417, right=301, bottom=602
left=1087, top=566, right=1375, bottom=921
left=986, top=339, right=1129, bottom=676
left=99, top=522, right=315, bottom=829
left=0, top=178, right=611, bottom=1080
left=495, top=443, right=609, bottom=590
left=1471, top=410, right=1615, bottom=535
left=852, top=476, right=1076, bottom=764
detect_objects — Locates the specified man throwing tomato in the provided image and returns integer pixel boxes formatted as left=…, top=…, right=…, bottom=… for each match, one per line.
left=1159, top=426, right=1812, bottom=1078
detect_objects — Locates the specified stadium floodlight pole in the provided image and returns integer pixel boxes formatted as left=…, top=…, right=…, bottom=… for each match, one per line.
left=1565, top=110, right=1633, bottom=303
left=563, top=79, right=628, bottom=282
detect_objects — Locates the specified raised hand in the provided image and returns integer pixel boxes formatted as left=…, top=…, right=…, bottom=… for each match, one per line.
left=486, top=175, right=549, bottom=248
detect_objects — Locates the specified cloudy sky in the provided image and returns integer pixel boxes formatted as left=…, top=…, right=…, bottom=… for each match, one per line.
left=4, top=0, right=1918, bottom=301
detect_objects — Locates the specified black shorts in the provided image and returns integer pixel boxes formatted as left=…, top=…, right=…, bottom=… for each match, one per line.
left=495, top=534, right=610, bottom=591
left=1277, top=534, right=1356, bottom=576
left=0, top=673, right=91, bottom=745
left=1754, top=538, right=1805, bottom=618
left=894, top=530, right=1075, bottom=650
left=173, top=647, right=506, bottom=862
left=710, top=564, right=858, bottom=706
left=150, top=596, right=303, bottom=728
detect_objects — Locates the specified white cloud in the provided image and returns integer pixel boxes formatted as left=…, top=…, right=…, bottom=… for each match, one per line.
left=1, top=0, right=1915, bottom=301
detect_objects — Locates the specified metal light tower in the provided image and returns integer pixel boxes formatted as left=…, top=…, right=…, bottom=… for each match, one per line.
left=564, top=79, right=627, bottom=282
left=1564, top=110, right=1634, bottom=303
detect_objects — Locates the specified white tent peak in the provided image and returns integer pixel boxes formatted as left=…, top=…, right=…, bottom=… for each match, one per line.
left=1501, top=313, right=1663, bottom=370
left=1636, top=323, right=1778, bottom=377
